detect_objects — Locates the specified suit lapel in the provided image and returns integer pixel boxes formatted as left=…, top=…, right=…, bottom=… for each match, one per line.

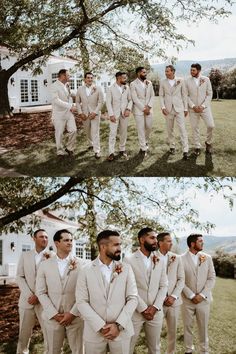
left=92, top=258, right=107, bottom=299
left=51, top=257, right=63, bottom=291
left=135, top=251, right=149, bottom=286
left=186, top=252, right=197, bottom=276
left=30, top=250, right=36, bottom=278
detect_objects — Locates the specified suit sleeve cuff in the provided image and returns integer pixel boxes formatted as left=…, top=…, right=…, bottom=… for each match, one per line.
left=189, top=293, right=195, bottom=300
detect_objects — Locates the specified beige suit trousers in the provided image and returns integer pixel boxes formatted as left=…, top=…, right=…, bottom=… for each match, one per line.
left=109, top=116, right=129, bottom=154
left=182, top=301, right=210, bottom=354
left=82, top=116, right=100, bottom=153
left=130, top=311, right=163, bottom=354
left=165, top=108, right=189, bottom=152
left=189, top=108, right=215, bottom=148
left=53, top=115, right=77, bottom=155
left=134, top=113, right=153, bottom=151
left=44, top=316, right=83, bottom=354
left=17, top=304, right=48, bottom=354
left=85, top=338, right=130, bottom=354
left=163, top=305, right=180, bottom=354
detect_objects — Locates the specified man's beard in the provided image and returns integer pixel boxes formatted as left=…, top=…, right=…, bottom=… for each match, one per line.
left=144, top=241, right=157, bottom=252
left=140, top=75, right=146, bottom=81
left=106, top=251, right=121, bottom=261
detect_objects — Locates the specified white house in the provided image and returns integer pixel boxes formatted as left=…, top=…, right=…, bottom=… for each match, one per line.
left=0, top=46, right=113, bottom=113
left=0, top=209, right=91, bottom=279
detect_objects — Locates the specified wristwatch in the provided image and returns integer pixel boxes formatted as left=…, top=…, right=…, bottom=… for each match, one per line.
left=115, top=322, right=124, bottom=331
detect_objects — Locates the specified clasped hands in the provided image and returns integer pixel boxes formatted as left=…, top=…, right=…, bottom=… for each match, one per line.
left=143, top=105, right=151, bottom=116
left=100, top=322, right=120, bottom=340
left=191, top=294, right=204, bottom=304
left=78, top=112, right=97, bottom=120
left=53, top=312, right=76, bottom=326
left=141, top=305, right=157, bottom=321
left=110, top=109, right=130, bottom=123
left=193, top=105, right=204, bottom=113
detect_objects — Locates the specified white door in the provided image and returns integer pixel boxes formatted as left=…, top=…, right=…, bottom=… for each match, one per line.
left=20, top=79, right=39, bottom=105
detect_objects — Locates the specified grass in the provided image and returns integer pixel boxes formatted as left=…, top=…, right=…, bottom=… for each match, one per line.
left=0, top=99, right=235, bottom=177
left=0, top=277, right=235, bottom=354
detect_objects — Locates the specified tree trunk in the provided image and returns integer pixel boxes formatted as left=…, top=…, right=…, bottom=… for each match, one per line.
left=79, top=32, right=91, bottom=73
left=0, top=70, right=12, bottom=118
left=85, top=178, right=98, bottom=260
left=216, top=88, right=220, bottom=101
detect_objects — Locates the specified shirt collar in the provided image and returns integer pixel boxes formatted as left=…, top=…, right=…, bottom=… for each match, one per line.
left=56, top=254, right=70, bottom=262
left=98, top=257, right=113, bottom=269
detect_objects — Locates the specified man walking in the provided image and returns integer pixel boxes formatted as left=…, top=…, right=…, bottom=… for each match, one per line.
left=125, top=227, right=168, bottom=354
left=157, top=232, right=184, bottom=354
left=76, top=72, right=104, bottom=159
left=76, top=230, right=138, bottom=354
left=181, top=234, right=216, bottom=354
left=51, top=69, right=77, bottom=157
left=36, top=229, right=84, bottom=354
left=106, top=71, right=132, bottom=161
left=185, top=63, right=215, bottom=155
left=16, top=229, right=51, bottom=354
left=159, top=65, right=189, bottom=160
left=130, top=67, right=155, bottom=157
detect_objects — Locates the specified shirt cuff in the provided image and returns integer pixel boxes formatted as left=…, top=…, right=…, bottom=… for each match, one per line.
left=199, top=293, right=206, bottom=299
left=170, top=294, right=178, bottom=300
left=191, top=104, right=195, bottom=109
left=161, top=106, right=166, bottom=110
left=153, top=305, right=161, bottom=311
left=189, top=293, right=195, bottom=300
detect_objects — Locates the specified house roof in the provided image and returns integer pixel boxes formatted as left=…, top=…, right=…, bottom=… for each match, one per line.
left=34, top=209, right=81, bottom=229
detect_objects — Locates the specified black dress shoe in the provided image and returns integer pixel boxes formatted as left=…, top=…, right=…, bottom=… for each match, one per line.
left=139, top=149, right=148, bottom=157
left=107, top=153, right=115, bottom=161
left=205, top=141, right=213, bottom=154
left=183, top=152, right=189, bottom=160
left=194, top=148, right=201, bottom=156
left=95, top=153, right=101, bottom=159
left=119, top=151, right=128, bottom=159
left=65, top=148, right=74, bottom=156
left=169, top=148, right=175, bottom=154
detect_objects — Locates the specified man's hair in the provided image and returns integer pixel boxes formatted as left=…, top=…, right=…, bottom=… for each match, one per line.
left=191, top=63, right=201, bottom=71
left=33, top=229, right=46, bottom=238
left=138, top=227, right=154, bottom=240
left=166, top=65, right=176, bottom=73
left=84, top=72, right=93, bottom=78
left=157, top=232, right=170, bottom=243
left=96, top=230, right=120, bottom=247
left=53, top=229, right=72, bottom=242
left=115, top=71, right=126, bottom=78
left=136, top=66, right=145, bottom=74
left=58, top=69, right=67, bottom=77
left=187, top=233, right=203, bottom=248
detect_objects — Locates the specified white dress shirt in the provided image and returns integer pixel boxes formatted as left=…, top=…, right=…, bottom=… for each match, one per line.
left=56, top=255, right=70, bottom=278
left=188, top=251, right=205, bottom=299
left=138, top=79, right=146, bottom=89
left=138, top=249, right=152, bottom=270
left=98, top=258, right=114, bottom=284
left=159, top=251, right=168, bottom=268
left=85, top=85, right=92, bottom=96
left=193, top=77, right=200, bottom=87
left=116, top=83, right=123, bottom=94
left=35, top=250, right=45, bottom=267
left=168, top=78, right=176, bottom=87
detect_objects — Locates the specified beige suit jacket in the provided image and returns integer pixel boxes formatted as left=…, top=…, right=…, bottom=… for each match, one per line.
left=36, top=256, right=82, bottom=320
left=181, top=251, right=216, bottom=303
left=124, top=250, right=168, bottom=313
left=76, top=85, right=104, bottom=116
left=159, top=78, right=188, bottom=113
left=106, top=83, right=133, bottom=118
left=185, top=76, right=213, bottom=109
left=51, top=80, right=74, bottom=119
left=130, top=78, right=155, bottom=115
left=157, top=251, right=185, bottom=307
left=76, top=257, right=138, bottom=343
left=16, top=249, right=54, bottom=309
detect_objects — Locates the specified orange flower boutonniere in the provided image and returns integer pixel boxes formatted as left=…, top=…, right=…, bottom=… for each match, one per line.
left=111, top=263, right=123, bottom=282
left=175, top=80, right=181, bottom=87
left=145, top=80, right=150, bottom=86
left=168, top=255, right=176, bottom=267
left=152, top=254, right=160, bottom=269
left=91, top=86, right=97, bottom=94
left=200, top=78, right=205, bottom=86
left=68, top=257, right=78, bottom=272
left=43, top=251, right=53, bottom=260
left=199, top=254, right=206, bottom=266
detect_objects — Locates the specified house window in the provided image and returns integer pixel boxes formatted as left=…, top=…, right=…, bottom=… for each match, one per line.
left=31, top=80, right=38, bottom=102
left=20, top=80, right=29, bottom=103
left=103, top=82, right=107, bottom=93
left=0, top=240, right=2, bottom=266
left=52, top=73, right=58, bottom=83
left=85, top=248, right=91, bottom=260
left=22, top=244, right=31, bottom=252
left=75, top=244, right=84, bottom=258
left=76, top=79, right=83, bottom=89
left=70, top=79, right=75, bottom=90
left=108, top=82, right=111, bottom=86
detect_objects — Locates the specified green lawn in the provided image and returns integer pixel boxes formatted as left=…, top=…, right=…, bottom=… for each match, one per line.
left=0, top=99, right=235, bottom=177
left=0, top=277, right=235, bottom=354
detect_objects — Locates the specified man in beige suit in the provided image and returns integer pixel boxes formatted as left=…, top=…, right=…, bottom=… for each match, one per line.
left=106, top=71, right=133, bottom=161
left=159, top=65, right=189, bottom=160
left=130, top=67, right=155, bottom=156
left=181, top=234, right=216, bottom=354
left=124, top=228, right=168, bottom=354
left=76, top=230, right=138, bottom=354
left=185, top=63, right=215, bottom=155
left=36, top=229, right=83, bottom=354
left=16, top=229, right=51, bottom=354
left=157, top=232, right=184, bottom=354
left=51, top=69, right=77, bottom=157
left=76, top=72, right=104, bottom=159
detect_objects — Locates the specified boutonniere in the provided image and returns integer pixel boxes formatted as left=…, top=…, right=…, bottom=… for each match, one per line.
left=174, top=80, right=181, bottom=87
left=199, top=254, right=206, bottom=266
left=111, top=263, right=123, bottom=283
left=152, top=254, right=160, bottom=269
left=122, top=85, right=127, bottom=92
left=91, top=86, right=97, bottom=94
left=145, top=80, right=150, bottom=86
left=42, top=251, right=53, bottom=260
left=67, top=257, right=78, bottom=273
left=200, top=78, right=205, bottom=86
left=168, top=255, right=176, bottom=267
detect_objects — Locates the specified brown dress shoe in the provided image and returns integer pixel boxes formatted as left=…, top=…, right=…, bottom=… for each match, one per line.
left=107, top=153, right=115, bottom=161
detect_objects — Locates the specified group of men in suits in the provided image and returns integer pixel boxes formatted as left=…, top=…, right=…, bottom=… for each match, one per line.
left=50, top=63, right=214, bottom=162
left=16, top=227, right=215, bottom=354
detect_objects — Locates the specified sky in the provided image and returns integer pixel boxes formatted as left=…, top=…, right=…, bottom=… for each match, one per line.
left=132, top=178, right=236, bottom=238
left=150, top=2, right=236, bottom=62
